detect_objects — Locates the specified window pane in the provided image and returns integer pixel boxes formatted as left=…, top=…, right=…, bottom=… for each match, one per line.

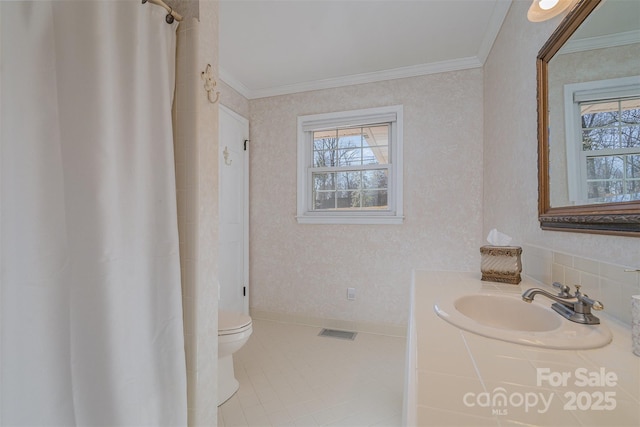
left=587, top=180, right=623, bottom=199
left=628, top=180, right=640, bottom=198
left=336, top=148, right=360, bottom=166
left=583, top=128, right=620, bottom=151
left=313, top=135, right=339, bottom=167
left=363, top=125, right=389, bottom=164
left=620, top=99, right=640, bottom=124
left=313, top=140, right=333, bottom=154
left=585, top=156, right=600, bottom=180
left=621, top=125, right=640, bottom=148
left=586, top=156, right=623, bottom=180
left=337, top=128, right=362, bottom=150
left=362, top=169, right=388, bottom=189
left=314, top=191, right=335, bottom=210
left=336, top=190, right=357, bottom=208
left=362, top=190, right=387, bottom=208
left=627, top=155, right=640, bottom=178
left=313, top=172, right=335, bottom=190
left=314, top=149, right=337, bottom=167
left=336, top=171, right=361, bottom=190
left=314, top=130, right=336, bottom=140
left=363, top=125, right=389, bottom=147
left=581, top=101, right=619, bottom=118
left=581, top=110, right=618, bottom=129
left=313, top=137, right=331, bottom=152
left=362, top=146, right=388, bottom=165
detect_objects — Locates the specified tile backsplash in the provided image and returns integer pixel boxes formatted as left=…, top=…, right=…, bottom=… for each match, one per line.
left=522, top=244, right=640, bottom=326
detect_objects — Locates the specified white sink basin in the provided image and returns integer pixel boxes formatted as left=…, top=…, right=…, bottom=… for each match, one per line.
left=434, top=293, right=612, bottom=349
left=454, top=294, right=562, bottom=331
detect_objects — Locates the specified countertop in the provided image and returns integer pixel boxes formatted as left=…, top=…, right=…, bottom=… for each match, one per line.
left=404, top=270, right=640, bottom=426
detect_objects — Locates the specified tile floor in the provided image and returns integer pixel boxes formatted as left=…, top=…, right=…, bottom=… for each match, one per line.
left=218, top=319, right=406, bottom=427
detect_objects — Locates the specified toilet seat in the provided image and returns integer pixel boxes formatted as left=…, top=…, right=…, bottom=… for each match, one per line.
left=219, top=310, right=252, bottom=336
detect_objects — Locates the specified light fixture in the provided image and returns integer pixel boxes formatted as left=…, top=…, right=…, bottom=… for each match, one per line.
left=527, top=0, right=574, bottom=22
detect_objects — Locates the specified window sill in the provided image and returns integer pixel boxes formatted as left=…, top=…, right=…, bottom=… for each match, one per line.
left=296, top=214, right=404, bottom=225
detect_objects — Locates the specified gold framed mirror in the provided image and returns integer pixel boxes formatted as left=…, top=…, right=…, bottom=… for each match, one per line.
left=537, top=0, right=640, bottom=236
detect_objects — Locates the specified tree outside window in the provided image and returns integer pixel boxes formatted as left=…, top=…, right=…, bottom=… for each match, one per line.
left=580, top=97, right=640, bottom=201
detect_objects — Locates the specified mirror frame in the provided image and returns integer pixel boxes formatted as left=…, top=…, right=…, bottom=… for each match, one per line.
left=537, top=0, right=640, bottom=237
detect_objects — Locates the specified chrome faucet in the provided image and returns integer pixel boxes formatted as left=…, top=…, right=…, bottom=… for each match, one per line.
left=522, top=282, right=603, bottom=325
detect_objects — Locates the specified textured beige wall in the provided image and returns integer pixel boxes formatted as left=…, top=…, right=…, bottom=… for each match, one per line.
left=484, top=0, right=639, bottom=269
left=219, top=80, right=250, bottom=119
left=249, top=70, right=484, bottom=328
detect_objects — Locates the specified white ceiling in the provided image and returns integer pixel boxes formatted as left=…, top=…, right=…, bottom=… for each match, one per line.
left=219, top=0, right=513, bottom=99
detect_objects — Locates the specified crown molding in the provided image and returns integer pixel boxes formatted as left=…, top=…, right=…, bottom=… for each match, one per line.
left=221, top=56, right=483, bottom=100
left=558, top=29, right=640, bottom=55
left=218, top=67, right=252, bottom=100
left=219, top=0, right=512, bottom=100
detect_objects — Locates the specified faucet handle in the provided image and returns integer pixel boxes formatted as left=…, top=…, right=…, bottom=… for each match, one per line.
left=552, top=282, right=571, bottom=297
left=577, top=293, right=604, bottom=311
left=573, top=286, right=604, bottom=311
left=589, top=299, right=604, bottom=311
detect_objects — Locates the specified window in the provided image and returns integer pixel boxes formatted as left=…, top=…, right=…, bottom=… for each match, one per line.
left=564, top=77, right=640, bottom=203
left=297, top=106, right=403, bottom=224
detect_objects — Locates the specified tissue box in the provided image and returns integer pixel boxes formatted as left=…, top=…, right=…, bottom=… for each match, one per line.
left=480, top=245, right=522, bottom=284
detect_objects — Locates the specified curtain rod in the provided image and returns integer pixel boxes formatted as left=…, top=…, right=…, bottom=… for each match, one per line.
left=144, top=0, right=183, bottom=22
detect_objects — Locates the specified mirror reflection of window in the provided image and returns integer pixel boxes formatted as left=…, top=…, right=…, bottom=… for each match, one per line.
left=562, top=76, right=640, bottom=204
left=580, top=98, right=640, bottom=202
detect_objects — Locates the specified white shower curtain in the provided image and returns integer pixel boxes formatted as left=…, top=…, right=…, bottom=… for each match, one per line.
left=1, top=1, right=187, bottom=425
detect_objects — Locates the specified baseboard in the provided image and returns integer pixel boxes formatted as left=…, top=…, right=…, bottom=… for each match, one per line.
left=249, top=309, right=407, bottom=338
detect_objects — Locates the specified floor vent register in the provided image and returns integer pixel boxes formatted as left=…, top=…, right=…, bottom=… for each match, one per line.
left=318, top=328, right=357, bottom=340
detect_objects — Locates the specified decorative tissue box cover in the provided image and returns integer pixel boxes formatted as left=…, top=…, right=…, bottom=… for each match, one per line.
left=480, top=245, right=522, bottom=284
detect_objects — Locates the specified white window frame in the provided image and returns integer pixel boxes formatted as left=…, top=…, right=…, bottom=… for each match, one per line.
left=563, top=76, right=640, bottom=203
left=296, top=105, right=404, bottom=224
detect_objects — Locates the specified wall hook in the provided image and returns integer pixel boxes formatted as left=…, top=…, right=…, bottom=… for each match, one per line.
left=201, top=64, right=220, bottom=104
left=223, top=146, right=232, bottom=165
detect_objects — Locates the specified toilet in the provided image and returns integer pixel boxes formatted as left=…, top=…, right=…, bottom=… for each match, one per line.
left=218, top=310, right=253, bottom=406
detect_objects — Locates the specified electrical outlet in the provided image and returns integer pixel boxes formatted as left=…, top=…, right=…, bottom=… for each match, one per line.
left=347, top=287, right=356, bottom=301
